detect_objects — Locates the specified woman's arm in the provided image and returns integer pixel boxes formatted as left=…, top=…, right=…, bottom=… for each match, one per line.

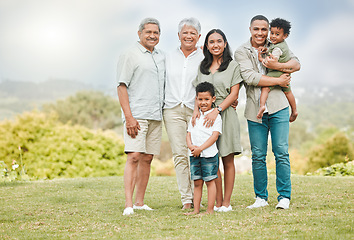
left=204, top=84, right=240, bottom=128
left=191, top=99, right=201, bottom=127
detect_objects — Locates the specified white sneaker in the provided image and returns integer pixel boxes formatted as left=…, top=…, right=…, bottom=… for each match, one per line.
left=214, top=206, right=220, bottom=211
left=123, top=207, right=134, bottom=215
left=276, top=198, right=290, bottom=209
left=246, top=197, right=269, bottom=209
left=133, top=204, right=154, bottom=210
left=218, top=205, right=233, bottom=212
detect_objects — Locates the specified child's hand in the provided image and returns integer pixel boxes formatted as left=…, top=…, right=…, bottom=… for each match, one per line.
left=258, top=46, right=267, bottom=54
left=191, top=147, right=202, bottom=157
left=257, top=47, right=267, bottom=62
left=188, top=145, right=196, bottom=152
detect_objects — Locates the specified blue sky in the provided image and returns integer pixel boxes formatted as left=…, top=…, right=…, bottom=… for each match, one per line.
left=0, top=0, right=353, bottom=91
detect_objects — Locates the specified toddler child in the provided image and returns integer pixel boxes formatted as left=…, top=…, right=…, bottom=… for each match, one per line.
left=257, top=18, right=298, bottom=122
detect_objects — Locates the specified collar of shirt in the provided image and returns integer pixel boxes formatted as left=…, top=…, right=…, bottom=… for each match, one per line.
left=200, top=108, right=214, bottom=116
left=177, top=47, right=199, bottom=58
left=136, top=41, right=159, bottom=55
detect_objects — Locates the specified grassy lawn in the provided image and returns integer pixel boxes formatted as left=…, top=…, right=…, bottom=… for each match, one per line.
left=1, top=175, right=353, bottom=239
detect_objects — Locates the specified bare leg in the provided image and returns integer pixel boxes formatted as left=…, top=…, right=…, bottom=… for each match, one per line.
left=124, top=152, right=141, bottom=208
left=184, top=179, right=203, bottom=215
left=221, top=154, right=235, bottom=207
left=134, top=153, right=153, bottom=206
left=257, top=87, right=271, bottom=119
left=215, top=169, right=223, bottom=207
left=284, top=91, right=298, bottom=122
left=205, top=179, right=216, bottom=214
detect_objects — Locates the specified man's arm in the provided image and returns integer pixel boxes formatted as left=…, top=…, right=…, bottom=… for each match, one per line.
left=117, top=84, right=140, bottom=138
left=263, top=47, right=301, bottom=74
left=257, top=73, right=291, bottom=87
left=235, top=48, right=291, bottom=88
left=234, top=48, right=263, bottom=86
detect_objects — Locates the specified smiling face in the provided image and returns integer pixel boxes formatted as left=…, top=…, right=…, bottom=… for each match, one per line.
left=196, top=91, right=216, bottom=113
left=206, top=32, right=226, bottom=58
left=269, top=27, right=288, bottom=44
left=249, top=20, right=269, bottom=48
left=138, top=23, right=160, bottom=52
left=178, top=25, right=200, bottom=52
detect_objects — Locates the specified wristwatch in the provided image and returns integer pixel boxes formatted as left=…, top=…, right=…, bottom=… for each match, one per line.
left=216, top=105, right=222, bottom=113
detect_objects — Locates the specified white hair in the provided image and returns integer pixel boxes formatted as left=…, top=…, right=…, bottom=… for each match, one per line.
left=178, top=18, right=201, bottom=35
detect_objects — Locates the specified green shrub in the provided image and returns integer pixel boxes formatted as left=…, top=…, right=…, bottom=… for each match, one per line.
left=306, top=131, right=354, bottom=173
left=42, top=91, right=122, bottom=130
left=0, top=111, right=126, bottom=179
left=310, top=160, right=354, bottom=176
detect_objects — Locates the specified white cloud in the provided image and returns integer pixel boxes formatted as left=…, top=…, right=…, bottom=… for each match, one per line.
left=294, top=13, right=354, bottom=88
left=0, top=0, right=221, bottom=84
left=0, top=0, right=353, bottom=89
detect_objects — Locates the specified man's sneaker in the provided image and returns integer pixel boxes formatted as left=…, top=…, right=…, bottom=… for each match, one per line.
left=218, top=205, right=233, bottom=212
left=214, top=206, right=220, bottom=211
left=123, top=207, right=134, bottom=216
left=246, top=197, right=269, bottom=209
left=133, top=204, right=154, bottom=210
left=276, top=198, right=290, bottom=209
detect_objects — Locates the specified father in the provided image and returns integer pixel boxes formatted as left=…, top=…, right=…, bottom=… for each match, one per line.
left=163, top=18, right=203, bottom=209
left=234, top=15, right=300, bottom=209
left=117, top=18, right=165, bottom=215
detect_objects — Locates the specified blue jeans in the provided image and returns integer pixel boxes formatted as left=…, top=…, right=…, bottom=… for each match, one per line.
left=247, top=107, right=291, bottom=201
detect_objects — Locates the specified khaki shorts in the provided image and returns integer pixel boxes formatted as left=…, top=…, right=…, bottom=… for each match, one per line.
left=123, top=119, right=162, bottom=155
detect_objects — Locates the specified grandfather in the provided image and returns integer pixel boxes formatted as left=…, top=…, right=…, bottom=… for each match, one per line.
left=117, top=17, right=165, bottom=216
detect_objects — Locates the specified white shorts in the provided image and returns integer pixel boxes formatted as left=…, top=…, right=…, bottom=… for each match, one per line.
left=123, top=119, right=162, bottom=155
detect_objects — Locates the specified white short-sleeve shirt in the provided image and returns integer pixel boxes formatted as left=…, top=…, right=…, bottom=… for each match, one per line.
left=187, top=109, right=222, bottom=157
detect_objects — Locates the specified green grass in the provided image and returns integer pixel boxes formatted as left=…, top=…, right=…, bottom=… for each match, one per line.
left=1, top=175, right=353, bottom=239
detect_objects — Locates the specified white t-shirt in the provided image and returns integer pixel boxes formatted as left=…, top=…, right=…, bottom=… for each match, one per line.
left=164, top=47, right=204, bottom=110
left=187, top=109, right=222, bottom=157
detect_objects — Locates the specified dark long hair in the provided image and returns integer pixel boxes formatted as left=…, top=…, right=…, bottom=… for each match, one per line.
left=200, top=29, right=232, bottom=75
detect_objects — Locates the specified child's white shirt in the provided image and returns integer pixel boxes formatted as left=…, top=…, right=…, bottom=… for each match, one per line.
left=187, top=109, right=222, bottom=158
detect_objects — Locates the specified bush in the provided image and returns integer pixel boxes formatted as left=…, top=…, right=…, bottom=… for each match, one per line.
left=310, top=160, right=354, bottom=176
left=0, top=111, right=126, bottom=179
left=42, top=91, right=122, bottom=130
left=306, top=131, right=354, bottom=173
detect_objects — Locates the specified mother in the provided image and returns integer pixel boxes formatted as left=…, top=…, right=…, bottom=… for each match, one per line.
left=193, top=29, right=242, bottom=212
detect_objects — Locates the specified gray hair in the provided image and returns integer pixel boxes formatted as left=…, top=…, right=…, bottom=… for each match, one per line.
left=138, top=17, right=161, bottom=32
left=178, top=18, right=201, bottom=35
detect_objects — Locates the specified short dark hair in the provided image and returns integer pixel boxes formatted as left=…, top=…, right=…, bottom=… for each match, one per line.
left=250, top=15, right=269, bottom=26
left=270, top=18, right=291, bottom=35
left=196, top=82, right=215, bottom=97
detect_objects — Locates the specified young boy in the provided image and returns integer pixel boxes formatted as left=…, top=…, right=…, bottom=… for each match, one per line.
left=185, top=82, right=222, bottom=215
left=257, top=18, right=298, bottom=122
